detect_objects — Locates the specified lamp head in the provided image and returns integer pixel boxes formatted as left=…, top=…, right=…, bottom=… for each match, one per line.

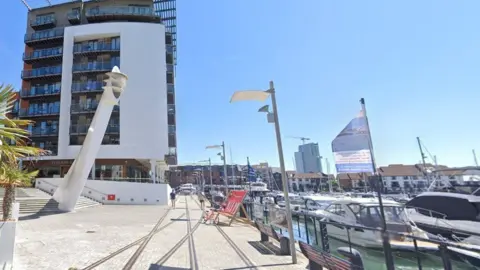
left=258, top=105, right=270, bottom=113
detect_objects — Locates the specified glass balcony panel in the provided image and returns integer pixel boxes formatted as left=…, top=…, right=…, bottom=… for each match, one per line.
left=166, top=45, right=173, bottom=53
left=70, top=123, right=119, bottom=134
left=25, top=28, right=64, bottom=43
left=167, top=64, right=174, bottom=73
left=21, top=83, right=61, bottom=97
left=21, top=66, right=62, bottom=79
left=67, top=11, right=80, bottom=21
left=167, top=84, right=174, bottom=94
left=71, top=81, right=104, bottom=93
left=168, top=125, right=175, bottom=134
left=70, top=101, right=99, bottom=113
left=169, top=147, right=177, bottom=155
left=72, top=61, right=120, bottom=72
left=86, top=6, right=157, bottom=17
left=30, top=126, right=58, bottom=136
left=73, top=42, right=120, bottom=53
left=19, top=105, right=60, bottom=117
left=31, top=15, right=56, bottom=27
left=168, top=104, right=175, bottom=114
left=24, top=47, right=63, bottom=61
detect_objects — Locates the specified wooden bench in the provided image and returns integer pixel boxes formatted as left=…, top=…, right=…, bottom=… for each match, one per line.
left=254, top=220, right=291, bottom=255
left=299, top=242, right=364, bottom=270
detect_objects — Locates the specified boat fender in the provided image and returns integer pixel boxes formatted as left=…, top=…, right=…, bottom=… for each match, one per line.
left=337, top=247, right=364, bottom=270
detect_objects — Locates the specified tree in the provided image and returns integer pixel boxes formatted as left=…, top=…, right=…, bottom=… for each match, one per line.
left=0, top=84, right=44, bottom=220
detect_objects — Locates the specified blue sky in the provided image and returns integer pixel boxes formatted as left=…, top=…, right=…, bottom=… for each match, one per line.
left=2, top=1, right=480, bottom=170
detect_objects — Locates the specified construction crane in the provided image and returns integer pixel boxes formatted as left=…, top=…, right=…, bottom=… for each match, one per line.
left=287, top=136, right=311, bottom=145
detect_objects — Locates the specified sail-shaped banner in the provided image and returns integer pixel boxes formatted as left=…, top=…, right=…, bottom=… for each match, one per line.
left=331, top=110, right=374, bottom=173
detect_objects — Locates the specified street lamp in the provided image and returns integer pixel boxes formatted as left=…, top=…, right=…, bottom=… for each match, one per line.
left=230, top=81, right=297, bottom=264
left=206, top=142, right=228, bottom=195
left=198, top=158, right=213, bottom=189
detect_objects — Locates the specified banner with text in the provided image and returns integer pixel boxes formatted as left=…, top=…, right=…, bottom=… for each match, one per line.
left=331, top=110, right=374, bottom=173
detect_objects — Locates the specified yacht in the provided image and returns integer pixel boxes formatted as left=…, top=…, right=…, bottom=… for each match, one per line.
left=315, top=198, right=438, bottom=252
left=302, top=195, right=338, bottom=214
left=177, top=183, right=196, bottom=194
left=275, top=193, right=304, bottom=211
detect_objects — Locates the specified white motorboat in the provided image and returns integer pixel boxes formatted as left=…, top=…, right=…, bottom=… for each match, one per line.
left=302, top=195, right=338, bottom=214
left=177, top=183, right=196, bottom=194
left=276, top=193, right=304, bottom=211
left=316, top=197, right=438, bottom=252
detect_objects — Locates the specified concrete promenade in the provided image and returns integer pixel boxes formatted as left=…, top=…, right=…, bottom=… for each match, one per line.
left=14, top=195, right=309, bottom=270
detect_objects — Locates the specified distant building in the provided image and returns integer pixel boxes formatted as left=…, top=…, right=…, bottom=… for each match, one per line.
left=294, top=143, right=322, bottom=173
left=288, top=172, right=335, bottom=193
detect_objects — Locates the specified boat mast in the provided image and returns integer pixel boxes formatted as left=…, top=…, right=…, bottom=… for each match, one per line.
left=416, top=137, right=431, bottom=189
left=326, top=158, right=333, bottom=193
left=473, top=149, right=479, bottom=167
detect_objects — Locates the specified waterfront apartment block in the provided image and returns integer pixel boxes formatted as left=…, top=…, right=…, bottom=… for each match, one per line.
left=294, top=142, right=323, bottom=174
left=20, top=0, right=177, bottom=180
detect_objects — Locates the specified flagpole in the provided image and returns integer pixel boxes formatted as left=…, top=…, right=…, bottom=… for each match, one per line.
left=360, top=98, right=395, bottom=270
left=247, top=157, right=252, bottom=197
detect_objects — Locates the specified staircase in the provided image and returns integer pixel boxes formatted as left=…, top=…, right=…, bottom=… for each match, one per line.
left=0, top=187, right=101, bottom=216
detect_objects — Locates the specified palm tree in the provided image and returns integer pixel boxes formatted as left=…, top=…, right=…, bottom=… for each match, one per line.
left=0, top=84, right=45, bottom=220
left=0, top=160, right=39, bottom=220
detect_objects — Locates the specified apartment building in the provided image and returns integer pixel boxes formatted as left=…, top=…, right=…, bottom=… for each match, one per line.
left=20, top=0, right=177, bottom=180
left=289, top=172, right=336, bottom=193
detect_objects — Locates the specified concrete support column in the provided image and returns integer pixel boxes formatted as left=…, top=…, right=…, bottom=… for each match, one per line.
left=150, top=159, right=156, bottom=183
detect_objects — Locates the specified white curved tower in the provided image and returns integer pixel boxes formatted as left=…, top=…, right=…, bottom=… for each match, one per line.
left=53, top=67, right=127, bottom=211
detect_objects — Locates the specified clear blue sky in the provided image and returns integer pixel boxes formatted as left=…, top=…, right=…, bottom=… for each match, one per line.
left=2, top=1, right=480, bottom=170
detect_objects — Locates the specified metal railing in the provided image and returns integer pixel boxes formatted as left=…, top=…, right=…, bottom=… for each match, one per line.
left=74, top=42, right=120, bottom=54
left=71, top=81, right=103, bottom=93
left=86, top=6, right=159, bottom=17
left=72, top=61, right=119, bottom=73
left=70, top=124, right=119, bottom=134
left=30, top=16, right=56, bottom=27
left=30, top=127, right=58, bottom=136
left=23, top=47, right=63, bottom=61
left=70, top=101, right=119, bottom=113
left=19, top=107, right=60, bottom=117
left=243, top=202, right=479, bottom=270
left=21, top=87, right=60, bottom=97
left=25, top=28, right=64, bottom=43
left=21, top=66, right=62, bottom=79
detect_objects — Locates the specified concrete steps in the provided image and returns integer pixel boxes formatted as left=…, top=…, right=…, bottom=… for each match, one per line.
left=0, top=188, right=101, bottom=215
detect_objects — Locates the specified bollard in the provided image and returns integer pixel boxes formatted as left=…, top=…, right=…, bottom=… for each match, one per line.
left=260, top=231, right=269, bottom=242
left=337, top=247, right=365, bottom=270
left=279, top=237, right=291, bottom=255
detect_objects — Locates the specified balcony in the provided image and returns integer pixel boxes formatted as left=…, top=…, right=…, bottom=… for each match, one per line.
left=30, top=127, right=58, bottom=137
left=74, top=42, right=120, bottom=55
left=72, top=81, right=103, bottom=94
left=23, top=47, right=63, bottom=63
left=72, top=61, right=119, bottom=74
left=70, top=124, right=119, bottom=134
left=30, top=16, right=56, bottom=30
left=25, top=28, right=64, bottom=45
left=71, top=101, right=119, bottom=114
left=85, top=6, right=161, bottom=23
left=168, top=125, right=175, bottom=134
left=168, top=104, right=175, bottom=114
left=167, top=64, right=174, bottom=73
left=19, top=107, right=60, bottom=118
left=167, top=83, right=174, bottom=94
left=67, top=11, right=81, bottom=24
left=20, top=86, right=61, bottom=99
left=21, top=66, right=62, bottom=80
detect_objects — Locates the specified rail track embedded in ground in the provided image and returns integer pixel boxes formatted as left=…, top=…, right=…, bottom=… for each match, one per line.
left=215, top=224, right=258, bottom=270
left=186, top=196, right=199, bottom=270
left=154, top=195, right=203, bottom=267
left=81, top=212, right=183, bottom=270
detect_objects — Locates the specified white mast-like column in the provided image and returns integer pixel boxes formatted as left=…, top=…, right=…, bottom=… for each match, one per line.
left=53, top=67, right=128, bottom=211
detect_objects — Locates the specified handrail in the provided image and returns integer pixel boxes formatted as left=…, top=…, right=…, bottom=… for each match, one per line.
left=83, top=185, right=108, bottom=197
left=407, top=206, right=448, bottom=219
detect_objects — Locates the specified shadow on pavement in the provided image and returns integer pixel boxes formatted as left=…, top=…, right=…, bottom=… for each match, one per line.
left=148, top=265, right=190, bottom=270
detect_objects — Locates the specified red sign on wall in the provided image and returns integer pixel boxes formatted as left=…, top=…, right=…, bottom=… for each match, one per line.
left=107, top=194, right=116, bottom=201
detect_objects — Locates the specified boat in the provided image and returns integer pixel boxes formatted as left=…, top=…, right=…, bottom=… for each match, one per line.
left=315, top=197, right=438, bottom=252
left=177, top=183, right=196, bottom=194
left=302, top=195, right=338, bottom=214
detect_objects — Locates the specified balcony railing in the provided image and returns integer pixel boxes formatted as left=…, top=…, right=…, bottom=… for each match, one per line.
left=71, top=101, right=119, bottom=113
left=67, top=11, right=81, bottom=24
left=30, top=127, right=58, bottom=136
left=168, top=125, right=175, bottom=134
left=21, top=66, right=62, bottom=79
left=71, top=81, right=104, bottom=93
left=85, top=6, right=161, bottom=23
left=20, top=87, right=60, bottom=98
left=167, top=64, right=174, bottom=73
left=167, top=83, right=174, bottom=94
left=72, top=61, right=119, bottom=73
left=168, top=104, right=175, bottom=114
left=70, top=124, right=119, bottom=134
left=30, top=16, right=56, bottom=30
left=19, top=107, right=60, bottom=117
left=25, top=28, right=64, bottom=44
left=23, top=47, right=63, bottom=62
left=74, top=42, right=120, bottom=54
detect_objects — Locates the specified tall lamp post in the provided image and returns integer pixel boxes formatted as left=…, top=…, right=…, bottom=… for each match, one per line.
left=206, top=142, right=228, bottom=195
left=230, top=81, right=297, bottom=264
left=198, top=158, right=213, bottom=189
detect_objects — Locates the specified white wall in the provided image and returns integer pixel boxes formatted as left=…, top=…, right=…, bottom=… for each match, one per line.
left=36, top=178, right=171, bottom=205
left=51, top=22, right=168, bottom=160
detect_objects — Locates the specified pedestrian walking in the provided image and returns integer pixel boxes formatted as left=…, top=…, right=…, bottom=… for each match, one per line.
left=170, top=189, right=176, bottom=208
left=198, top=191, right=206, bottom=209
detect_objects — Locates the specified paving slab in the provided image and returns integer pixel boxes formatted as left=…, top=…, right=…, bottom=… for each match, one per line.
left=13, top=195, right=310, bottom=270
